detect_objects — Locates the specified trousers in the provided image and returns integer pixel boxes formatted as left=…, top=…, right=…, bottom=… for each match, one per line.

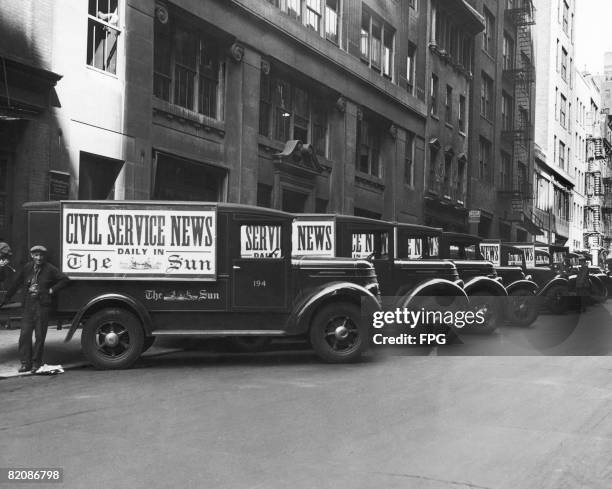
left=18, top=299, right=50, bottom=367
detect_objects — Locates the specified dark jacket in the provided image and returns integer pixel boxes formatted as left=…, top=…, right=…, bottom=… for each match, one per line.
left=5, top=261, right=69, bottom=307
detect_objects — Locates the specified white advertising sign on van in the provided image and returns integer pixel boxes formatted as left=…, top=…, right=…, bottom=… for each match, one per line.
left=62, top=203, right=216, bottom=280
left=515, top=245, right=535, bottom=267
left=291, top=220, right=335, bottom=257
left=479, top=243, right=501, bottom=266
left=240, top=225, right=282, bottom=258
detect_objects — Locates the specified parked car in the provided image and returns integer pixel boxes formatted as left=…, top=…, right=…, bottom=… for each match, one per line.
left=23, top=201, right=382, bottom=368
left=394, top=227, right=507, bottom=333
left=293, top=215, right=468, bottom=334
left=478, top=240, right=541, bottom=327
left=506, top=242, right=571, bottom=314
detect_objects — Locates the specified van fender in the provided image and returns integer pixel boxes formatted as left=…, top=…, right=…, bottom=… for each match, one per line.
left=537, top=276, right=569, bottom=297
left=291, top=282, right=380, bottom=335
left=398, top=278, right=468, bottom=309
left=590, top=274, right=607, bottom=300
left=64, top=293, right=153, bottom=342
left=463, top=276, right=508, bottom=297
left=506, top=279, right=539, bottom=296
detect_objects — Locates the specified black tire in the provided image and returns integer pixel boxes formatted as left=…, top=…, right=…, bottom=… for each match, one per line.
left=469, top=291, right=501, bottom=334
left=142, top=336, right=156, bottom=353
left=81, top=308, right=144, bottom=369
left=227, top=336, right=272, bottom=353
left=310, top=302, right=366, bottom=363
left=506, top=289, right=539, bottom=327
left=545, top=285, right=569, bottom=314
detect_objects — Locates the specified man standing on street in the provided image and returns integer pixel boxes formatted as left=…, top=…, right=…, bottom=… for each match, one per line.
left=0, top=245, right=69, bottom=373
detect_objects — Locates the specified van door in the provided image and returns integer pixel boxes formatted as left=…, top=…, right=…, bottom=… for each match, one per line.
left=232, top=222, right=289, bottom=310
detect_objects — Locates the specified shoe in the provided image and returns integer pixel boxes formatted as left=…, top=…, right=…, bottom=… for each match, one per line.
left=31, top=364, right=41, bottom=374
left=18, top=364, right=31, bottom=373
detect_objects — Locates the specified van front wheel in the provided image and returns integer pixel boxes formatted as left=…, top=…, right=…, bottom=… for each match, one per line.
left=81, top=308, right=144, bottom=369
left=310, top=303, right=365, bottom=363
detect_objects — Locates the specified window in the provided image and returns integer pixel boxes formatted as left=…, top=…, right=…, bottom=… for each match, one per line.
left=356, top=113, right=382, bottom=178
left=0, top=157, right=8, bottom=236
left=554, top=87, right=558, bottom=120
left=153, top=152, right=226, bottom=202
left=562, top=1, right=569, bottom=33
left=360, top=9, right=395, bottom=79
left=445, top=85, right=453, bottom=122
left=457, top=158, right=466, bottom=197
left=305, top=0, right=322, bottom=32
left=325, top=0, right=339, bottom=43
left=430, top=74, right=439, bottom=116
left=556, top=39, right=560, bottom=72
left=443, top=152, right=453, bottom=195
left=502, top=92, right=513, bottom=130
left=483, top=8, right=495, bottom=55
left=287, top=0, right=301, bottom=19
left=259, top=72, right=328, bottom=156
left=501, top=152, right=511, bottom=189
left=87, top=0, right=120, bottom=74
left=405, top=132, right=415, bottom=186
left=559, top=139, right=565, bottom=169
left=560, top=94, right=567, bottom=128
left=153, top=15, right=224, bottom=119
left=271, top=0, right=341, bottom=44
left=503, top=33, right=514, bottom=70
left=480, top=73, right=493, bottom=120
left=536, top=174, right=548, bottom=211
left=406, top=43, right=416, bottom=95
left=479, top=138, right=492, bottom=181
left=561, top=47, right=568, bottom=81
left=458, top=95, right=466, bottom=132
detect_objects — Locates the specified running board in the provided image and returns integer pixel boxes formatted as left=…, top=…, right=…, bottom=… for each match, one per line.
left=152, top=330, right=286, bottom=336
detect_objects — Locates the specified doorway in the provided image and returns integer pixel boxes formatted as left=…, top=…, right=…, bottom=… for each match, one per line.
left=281, top=189, right=308, bottom=213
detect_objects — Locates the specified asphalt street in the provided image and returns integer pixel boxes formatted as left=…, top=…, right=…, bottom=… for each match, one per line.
left=1, top=304, right=612, bottom=489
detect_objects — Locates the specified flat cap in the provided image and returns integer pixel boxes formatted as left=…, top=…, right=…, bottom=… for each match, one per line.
left=30, top=245, right=48, bottom=253
left=0, top=242, right=11, bottom=256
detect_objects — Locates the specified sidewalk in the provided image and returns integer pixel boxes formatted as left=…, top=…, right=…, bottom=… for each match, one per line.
left=0, top=324, right=86, bottom=379
left=0, top=314, right=184, bottom=380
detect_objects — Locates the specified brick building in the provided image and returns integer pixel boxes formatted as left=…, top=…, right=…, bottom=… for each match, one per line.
left=465, top=0, right=538, bottom=241
left=1, top=0, right=540, bottom=259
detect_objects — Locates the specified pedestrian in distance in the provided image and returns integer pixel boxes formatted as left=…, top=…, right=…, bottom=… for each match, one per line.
left=0, top=245, right=69, bottom=373
left=575, top=258, right=590, bottom=313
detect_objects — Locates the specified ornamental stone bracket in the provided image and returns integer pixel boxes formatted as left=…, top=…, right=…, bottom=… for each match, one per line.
left=229, top=42, right=245, bottom=63
left=335, top=96, right=347, bottom=113
left=261, top=59, right=271, bottom=75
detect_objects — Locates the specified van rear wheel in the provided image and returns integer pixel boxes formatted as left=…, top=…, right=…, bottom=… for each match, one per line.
left=507, top=289, right=539, bottom=327
left=310, top=303, right=365, bottom=363
left=82, top=308, right=144, bottom=369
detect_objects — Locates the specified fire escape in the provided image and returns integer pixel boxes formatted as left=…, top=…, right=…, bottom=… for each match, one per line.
left=500, top=0, right=538, bottom=230
left=591, top=132, right=612, bottom=253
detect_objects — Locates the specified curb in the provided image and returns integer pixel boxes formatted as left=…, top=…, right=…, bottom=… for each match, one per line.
left=0, top=347, right=185, bottom=380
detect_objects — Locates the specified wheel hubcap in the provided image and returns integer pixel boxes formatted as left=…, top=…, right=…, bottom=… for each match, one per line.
left=334, top=324, right=349, bottom=340
left=104, top=332, right=119, bottom=347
